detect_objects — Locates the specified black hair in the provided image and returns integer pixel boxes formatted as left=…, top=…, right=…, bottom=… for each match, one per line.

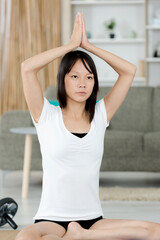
left=57, top=50, right=99, bottom=123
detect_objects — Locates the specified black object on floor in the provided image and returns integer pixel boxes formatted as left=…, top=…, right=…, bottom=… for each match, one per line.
left=0, top=198, right=18, bottom=229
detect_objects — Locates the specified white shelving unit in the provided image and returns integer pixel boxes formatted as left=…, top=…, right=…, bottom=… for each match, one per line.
left=145, top=0, right=160, bottom=86
left=99, top=77, right=146, bottom=86
left=71, top=1, right=145, bottom=5
left=89, top=38, right=145, bottom=44
left=70, top=0, right=146, bottom=86
left=146, top=25, right=160, bottom=30
left=146, top=58, right=160, bottom=62
left=61, top=0, right=160, bottom=86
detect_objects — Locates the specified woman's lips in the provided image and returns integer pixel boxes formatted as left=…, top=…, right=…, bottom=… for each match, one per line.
left=77, top=92, right=86, bottom=95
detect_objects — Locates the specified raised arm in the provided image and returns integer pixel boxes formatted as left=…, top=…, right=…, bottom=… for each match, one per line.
left=21, top=12, right=82, bottom=123
left=80, top=13, right=137, bottom=123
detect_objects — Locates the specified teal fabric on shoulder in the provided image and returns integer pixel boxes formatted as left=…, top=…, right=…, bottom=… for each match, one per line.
left=48, top=100, right=100, bottom=106
left=49, top=100, right=59, bottom=106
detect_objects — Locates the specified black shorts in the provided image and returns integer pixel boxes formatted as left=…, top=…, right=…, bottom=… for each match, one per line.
left=34, top=215, right=103, bottom=231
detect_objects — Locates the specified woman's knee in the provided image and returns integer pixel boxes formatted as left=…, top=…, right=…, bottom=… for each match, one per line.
left=132, top=221, right=160, bottom=240
left=148, top=224, right=160, bottom=240
left=15, top=225, right=41, bottom=240
left=15, top=221, right=66, bottom=240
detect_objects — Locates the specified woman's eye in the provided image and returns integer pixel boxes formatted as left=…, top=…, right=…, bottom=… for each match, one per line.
left=87, top=76, right=93, bottom=80
left=72, top=75, right=78, bottom=79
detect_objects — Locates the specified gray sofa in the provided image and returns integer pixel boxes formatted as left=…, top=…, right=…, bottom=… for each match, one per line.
left=0, top=86, right=160, bottom=182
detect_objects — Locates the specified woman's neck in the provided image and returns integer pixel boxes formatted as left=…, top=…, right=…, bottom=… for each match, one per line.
left=62, top=107, right=89, bottom=121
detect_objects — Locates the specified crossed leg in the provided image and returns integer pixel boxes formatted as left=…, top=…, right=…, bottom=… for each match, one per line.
left=14, top=217, right=160, bottom=240
left=63, top=218, right=160, bottom=240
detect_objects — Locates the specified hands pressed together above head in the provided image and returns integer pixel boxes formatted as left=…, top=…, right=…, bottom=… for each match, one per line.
left=70, top=12, right=90, bottom=50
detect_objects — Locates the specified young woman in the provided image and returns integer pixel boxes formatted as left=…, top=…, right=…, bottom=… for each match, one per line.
left=16, top=12, right=160, bottom=240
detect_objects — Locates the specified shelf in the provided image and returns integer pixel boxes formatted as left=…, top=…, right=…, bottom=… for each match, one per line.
left=71, top=0, right=145, bottom=5
left=89, top=38, right=145, bottom=44
left=146, top=25, right=160, bottom=30
left=99, top=78, right=146, bottom=86
left=146, top=58, right=160, bottom=63
left=134, top=77, right=146, bottom=82
left=99, top=77, right=146, bottom=83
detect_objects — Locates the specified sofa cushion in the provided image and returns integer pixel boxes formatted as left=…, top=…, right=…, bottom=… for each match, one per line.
left=97, top=86, right=112, bottom=100
left=0, top=110, right=31, bottom=134
left=45, top=85, right=57, bottom=100
left=100, top=156, right=160, bottom=172
left=99, top=86, right=153, bottom=132
left=153, top=87, right=160, bottom=131
left=103, top=130, right=144, bottom=158
left=144, top=132, right=160, bottom=156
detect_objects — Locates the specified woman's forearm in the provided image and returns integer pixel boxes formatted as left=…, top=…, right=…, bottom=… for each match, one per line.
left=85, top=43, right=137, bottom=76
left=21, top=43, right=76, bottom=73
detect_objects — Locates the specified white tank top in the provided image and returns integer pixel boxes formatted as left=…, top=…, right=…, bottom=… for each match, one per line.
left=30, top=97, right=110, bottom=222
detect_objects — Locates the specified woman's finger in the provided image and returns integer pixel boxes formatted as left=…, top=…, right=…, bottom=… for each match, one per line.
left=73, top=13, right=79, bottom=29
left=70, top=12, right=82, bottom=48
left=82, top=13, right=87, bottom=35
left=81, top=13, right=85, bottom=36
left=81, top=13, right=89, bottom=49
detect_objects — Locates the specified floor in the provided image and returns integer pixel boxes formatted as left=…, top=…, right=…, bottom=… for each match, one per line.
left=1, top=171, right=160, bottom=231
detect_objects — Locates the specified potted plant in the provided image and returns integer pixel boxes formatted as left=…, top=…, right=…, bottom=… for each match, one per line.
left=104, top=19, right=116, bottom=38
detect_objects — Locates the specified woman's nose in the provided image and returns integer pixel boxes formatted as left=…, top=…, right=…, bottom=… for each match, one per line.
left=78, top=78, right=86, bottom=87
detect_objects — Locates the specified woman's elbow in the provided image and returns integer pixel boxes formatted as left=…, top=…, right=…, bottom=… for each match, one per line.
left=122, top=64, right=137, bottom=77
left=130, top=64, right=137, bottom=76
left=21, top=61, right=37, bottom=74
left=21, top=61, right=28, bottom=72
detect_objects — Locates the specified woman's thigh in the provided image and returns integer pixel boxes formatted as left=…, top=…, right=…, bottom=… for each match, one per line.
left=15, top=221, right=66, bottom=240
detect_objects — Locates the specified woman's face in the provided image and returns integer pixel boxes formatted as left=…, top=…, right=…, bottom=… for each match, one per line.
left=64, top=59, right=95, bottom=103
